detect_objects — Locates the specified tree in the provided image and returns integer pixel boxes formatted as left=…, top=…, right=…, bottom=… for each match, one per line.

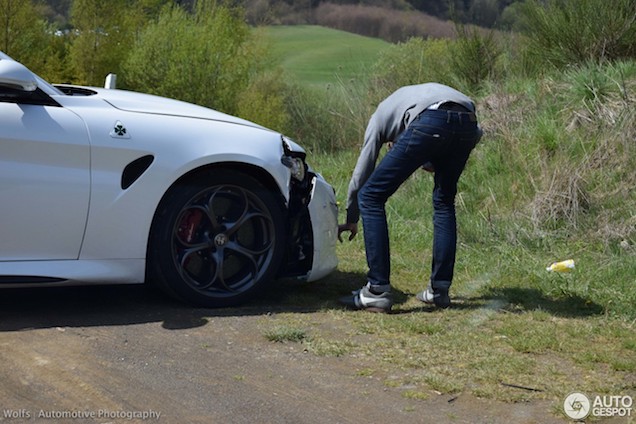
left=123, top=1, right=264, bottom=115
left=0, top=0, right=46, bottom=62
left=67, top=0, right=167, bottom=85
left=468, top=0, right=499, bottom=28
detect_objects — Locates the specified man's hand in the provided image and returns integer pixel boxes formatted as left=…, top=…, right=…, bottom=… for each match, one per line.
left=338, top=223, right=358, bottom=242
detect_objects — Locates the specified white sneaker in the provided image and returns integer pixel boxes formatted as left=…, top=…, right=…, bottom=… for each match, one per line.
left=340, top=284, right=392, bottom=313
left=416, top=284, right=450, bottom=308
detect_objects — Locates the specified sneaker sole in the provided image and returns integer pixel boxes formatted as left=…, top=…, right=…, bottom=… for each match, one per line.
left=338, top=297, right=391, bottom=313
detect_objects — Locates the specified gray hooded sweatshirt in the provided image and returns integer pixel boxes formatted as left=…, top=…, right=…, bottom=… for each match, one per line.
left=345, top=83, right=476, bottom=224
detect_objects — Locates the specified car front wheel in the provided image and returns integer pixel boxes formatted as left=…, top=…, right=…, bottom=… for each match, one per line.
left=148, top=170, right=286, bottom=307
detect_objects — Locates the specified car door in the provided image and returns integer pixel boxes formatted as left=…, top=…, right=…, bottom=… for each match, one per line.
left=0, top=88, right=90, bottom=260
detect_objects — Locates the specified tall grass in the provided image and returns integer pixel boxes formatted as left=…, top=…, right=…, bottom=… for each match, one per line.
left=282, top=79, right=371, bottom=152
left=518, top=0, right=636, bottom=67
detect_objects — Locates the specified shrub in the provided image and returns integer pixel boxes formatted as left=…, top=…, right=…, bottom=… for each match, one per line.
left=518, top=0, right=636, bottom=68
left=473, top=61, right=636, bottom=236
left=368, top=30, right=502, bottom=97
left=68, top=0, right=140, bottom=86
left=494, top=32, right=542, bottom=80
left=369, top=37, right=454, bottom=95
left=449, top=24, right=502, bottom=92
left=0, top=0, right=63, bottom=81
left=237, top=70, right=290, bottom=133
left=122, top=2, right=260, bottom=115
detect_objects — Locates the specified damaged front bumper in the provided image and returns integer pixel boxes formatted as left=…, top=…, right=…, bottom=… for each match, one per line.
left=279, top=138, right=338, bottom=281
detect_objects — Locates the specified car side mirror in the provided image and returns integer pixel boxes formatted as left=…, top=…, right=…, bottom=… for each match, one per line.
left=0, top=59, right=38, bottom=91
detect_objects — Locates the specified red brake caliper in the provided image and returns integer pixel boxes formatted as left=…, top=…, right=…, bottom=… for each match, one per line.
left=178, top=209, right=204, bottom=244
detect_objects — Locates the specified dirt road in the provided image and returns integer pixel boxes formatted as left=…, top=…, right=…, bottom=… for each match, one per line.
left=0, top=284, right=586, bottom=423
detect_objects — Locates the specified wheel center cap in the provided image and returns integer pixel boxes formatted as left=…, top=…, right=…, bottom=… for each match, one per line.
left=214, top=233, right=228, bottom=246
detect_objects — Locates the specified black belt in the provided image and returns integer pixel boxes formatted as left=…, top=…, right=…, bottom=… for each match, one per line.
left=434, top=102, right=477, bottom=122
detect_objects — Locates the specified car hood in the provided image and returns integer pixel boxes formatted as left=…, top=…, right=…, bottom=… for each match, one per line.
left=91, top=87, right=266, bottom=129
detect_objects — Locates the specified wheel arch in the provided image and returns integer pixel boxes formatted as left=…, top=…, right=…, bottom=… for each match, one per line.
left=170, top=161, right=287, bottom=203
left=145, top=161, right=289, bottom=282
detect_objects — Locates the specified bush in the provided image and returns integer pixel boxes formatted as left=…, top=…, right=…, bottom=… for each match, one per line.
left=237, top=70, right=290, bottom=133
left=449, top=25, right=502, bottom=92
left=519, top=0, right=636, bottom=68
left=369, top=37, right=455, bottom=95
left=494, top=32, right=542, bottom=80
left=0, top=0, right=63, bottom=81
left=473, top=60, right=636, bottom=238
left=68, top=0, right=141, bottom=86
left=367, top=32, right=500, bottom=98
left=122, top=2, right=260, bottom=115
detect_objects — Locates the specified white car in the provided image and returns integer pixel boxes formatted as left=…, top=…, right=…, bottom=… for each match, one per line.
left=0, top=52, right=338, bottom=307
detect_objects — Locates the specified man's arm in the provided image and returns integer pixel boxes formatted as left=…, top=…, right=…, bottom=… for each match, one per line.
left=344, top=117, right=385, bottom=226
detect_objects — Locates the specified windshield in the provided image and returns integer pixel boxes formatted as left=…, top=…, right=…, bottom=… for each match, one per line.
left=34, top=74, right=64, bottom=96
left=0, top=51, right=64, bottom=96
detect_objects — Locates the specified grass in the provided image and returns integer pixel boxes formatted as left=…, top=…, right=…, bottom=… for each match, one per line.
left=254, top=25, right=636, bottom=418
left=264, top=325, right=308, bottom=343
left=312, top=110, right=636, bottom=404
left=258, top=154, right=636, bottom=404
left=262, top=25, right=390, bottom=87
left=256, top=144, right=635, bottom=414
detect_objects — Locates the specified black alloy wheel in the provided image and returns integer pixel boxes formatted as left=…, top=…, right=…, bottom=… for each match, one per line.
left=149, top=171, right=285, bottom=307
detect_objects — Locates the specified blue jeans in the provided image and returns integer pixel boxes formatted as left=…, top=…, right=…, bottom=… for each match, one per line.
left=358, top=109, right=481, bottom=293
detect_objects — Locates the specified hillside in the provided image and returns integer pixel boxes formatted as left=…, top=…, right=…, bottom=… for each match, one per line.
left=40, top=0, right=524, bottom=33
left=263, top=25, right=390, bottom=86
left=248, top=0, right=521, bottom=29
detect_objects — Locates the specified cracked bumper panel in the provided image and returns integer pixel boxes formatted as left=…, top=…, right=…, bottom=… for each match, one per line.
left=306, top=174, right=338, bottom=282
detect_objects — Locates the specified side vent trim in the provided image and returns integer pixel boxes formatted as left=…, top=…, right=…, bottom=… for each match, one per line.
left=121, top=155, right=154, bottom=189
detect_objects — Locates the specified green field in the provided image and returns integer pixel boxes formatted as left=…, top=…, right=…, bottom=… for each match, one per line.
left=262, top=25, right=390, bottom=87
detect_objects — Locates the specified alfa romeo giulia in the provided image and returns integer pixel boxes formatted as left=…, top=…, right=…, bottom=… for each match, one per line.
left=0, top=52, right=338, bottom=307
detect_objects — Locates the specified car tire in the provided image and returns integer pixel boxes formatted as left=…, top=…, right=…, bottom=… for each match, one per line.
left=148, top=170, right=286, bottom=307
